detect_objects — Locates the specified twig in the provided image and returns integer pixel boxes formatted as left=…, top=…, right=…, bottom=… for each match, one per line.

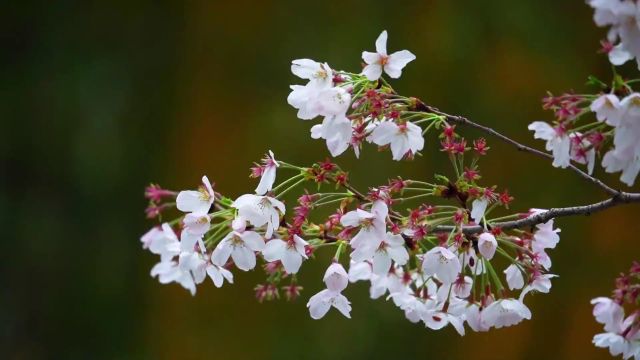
left=416, top=102, right=621, bottom=197
left=431, top=192, right=640, bottom=234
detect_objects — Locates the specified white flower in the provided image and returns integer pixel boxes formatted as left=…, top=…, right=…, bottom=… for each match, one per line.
left=601, top=93, right=640, bottom=186
left=465, top=304, right=491, bottom=332
left=348, top=261, right=373, bottom=283
left=291, top=59, right=333, bottom=86
left=231, top=194, right=286, bottom=238
left=176, top=176, right=215, bottom=214
left=144, top=223, right=180, bottom=262
left=306, top=289, right=352, bottom=319
left=341, top=201, right=388, bottom=259
left=591, top=94, right=622, bottom=126
left=422, top=310, right=466, bottom=336
left=310, top=114, right=352, bottom=157
left=183, top=212, right=211, bottom=236
left=588, top=0, right=640, bottom=69
left=255, top=150, right=279, bottom=195
left=593, top=333, right=630, bottom=358
left=519, top=273, right=557, bottom=301
left=504, top=264, right=525, bottom=290
left=150, top=260, right=196, bottom=295
left=528, top=121, right=571, bottom=168
left=262, top=235, right=309, bottom=274
left=477, top=232, right=497, bottom=260
left=206, top=263, right=234, bottom=288
left=532, top=218, right=561, bottom=252
left=361, top=30, right=416, bottom=80
left=371, top=232, right=409, bottom=275
left=592, top=297, right=625, bottom=333
left=470, top=198, right=488, bottom=223
left=368, top=121, right=424, bottom=161
left=211, top=224, right=265, bottom=271
left=422, top=246, right=462, bottom=284
left=323, top=262, right=349, bottom=292
left=287, top=81, right=351, bottom=120
left=483, top=299, right=531, bottom=329
left=452, top=276, right=473, bottom=299
left=370, top=270, right=407, bottom=300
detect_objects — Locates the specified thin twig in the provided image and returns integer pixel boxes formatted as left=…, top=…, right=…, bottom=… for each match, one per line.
left=431, top=192, right=640, bottom=234
left=417, top=102, right=621, bottom=197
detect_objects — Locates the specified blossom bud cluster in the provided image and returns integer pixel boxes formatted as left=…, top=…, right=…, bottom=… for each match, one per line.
left=592, top=262, right=640, bottom=359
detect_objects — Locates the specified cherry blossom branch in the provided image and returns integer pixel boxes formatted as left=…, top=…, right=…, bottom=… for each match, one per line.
left=413, top=100, right=622, bottom=197
left=433, top=191, right=640, bottom=235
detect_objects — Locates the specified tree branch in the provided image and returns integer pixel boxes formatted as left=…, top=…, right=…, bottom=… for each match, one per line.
left=431, top=191, right=640, bottom=234
left=416, top=102, right=622, bottom=197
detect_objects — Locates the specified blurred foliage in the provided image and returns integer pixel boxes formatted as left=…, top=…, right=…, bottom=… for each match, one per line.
left=2, top=1, right=640, bottom=359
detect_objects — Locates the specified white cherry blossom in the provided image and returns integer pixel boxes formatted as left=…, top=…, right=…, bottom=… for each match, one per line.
left=422, top=246, right=462, bottom=284
left=368, top=120, right=424, bottom=161
left=483, top=299, right=531, bottom=329
left=341, top=201, right=388, bottom=259
left=150, top=260, right=196, bottom=295
left=306, top=289, right=352, bottom=319
left=361, top=30, right=416, bottom=80
left=232, top=194, right=286, bottom=238
left=262, top=235, right=309, bottom=274
left=371, top=232, right=409, bottom=275
left=144, top=223, right=180, bottom=262
left=310, top=114, right=352, bottom=157
left=504, top=264, right=525, bottom=290
left=255, top=150, right=279, bottom=196
left=478, top=232, right=497, bottom=260
left=323, top=262, right=349, bottom=292
left=183, top=212, right=211, bottom=236
left=470, top=198, right=488, bottom=223
left=176, top=176, right=215, bottom=214
left=211, top=224, right=265, bottom=271
left=528, top=121, right=571, bottom=168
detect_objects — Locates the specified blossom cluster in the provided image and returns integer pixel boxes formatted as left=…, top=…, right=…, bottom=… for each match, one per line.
left=592, top=262, right=640, bottom=359
left=526, top=1, right=640, bottom=186
left=589, top=0, right=640, bottom=69
left=528, top=86, right=640, bottom=186
left=139, top=5, right=640, bottom=356
left=141, top=119, right=560, bottom=335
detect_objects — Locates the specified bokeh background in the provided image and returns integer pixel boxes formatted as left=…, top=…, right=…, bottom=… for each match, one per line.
left=3, top=1, right=640, bottom=359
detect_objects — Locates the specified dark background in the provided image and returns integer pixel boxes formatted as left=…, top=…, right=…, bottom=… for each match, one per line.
left=3, top=1, right=640, bottom=359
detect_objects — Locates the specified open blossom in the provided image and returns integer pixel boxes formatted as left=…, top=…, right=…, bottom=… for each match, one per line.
left=150, top=260, right=196, bottom=295
left=348, top=260, right=373, bottom=283
left=504, top=264, right=525, bottom=290
left=255, top=150, right=279, bottom=195
left=341, top=201, right=388, bottom=261
left=601, top=93, right=640, bottom=186
left=470, top=198, right=488, bottom=223
left=176, top=176, right=215, bottom=214
left=368, top=120, right=424, bottom=161
left=466, top=304, right=491, bottom=332
left=588, top=0, right=640, bottom=69
left=307, top=263, right=351, bottom=319
left=520, top=274, right=557, bottom=301
left=361, top=30, right=416, bottom=80
left=232, top=194, right=286, bottom=238
left=592, top=297, right=625, bottom=333
left=528, top=121, right=571, bottom=168
left=183, top=212, right=211, bottom=236
left=532, top=218, right=561, bottom=252
left=211, top=220, right=265, bottom=271
left=478, top=232, right=497, bottom=260
left=142, top=223, right=180, bottom=262
left=310, top=114, right=352, bottom=157
left=262, top=235, right=309, bottom=274
left=483, top=299, right=532, bottom=329
left=371, top=232, right=410, bottom=275
left=422, top=246, right=462, bottom=284
left=288, top=59, right=352, bottom=120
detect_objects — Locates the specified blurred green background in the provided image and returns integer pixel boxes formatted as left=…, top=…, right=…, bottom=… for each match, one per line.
left=3, top=1, right=640, bottom=359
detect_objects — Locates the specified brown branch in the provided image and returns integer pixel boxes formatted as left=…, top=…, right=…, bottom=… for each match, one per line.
left=416, top=102, right=621, bottom=197
left=431, top=192, right=640, bottom=234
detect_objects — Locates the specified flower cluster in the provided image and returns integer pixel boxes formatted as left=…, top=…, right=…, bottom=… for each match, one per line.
left=529, top=88, right=640, bottom=186
left=592, top=262, right=640, bottom=359
left=139, top=6, right=640, bottom=357
left=141, top=123, right=560, bottom=335
left=589, top=0, right=640, bottom=69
